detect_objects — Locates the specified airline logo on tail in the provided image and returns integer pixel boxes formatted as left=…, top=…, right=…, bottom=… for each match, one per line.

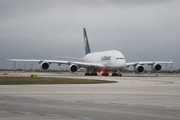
left=83, top=28, right=91, bottom=55
left=84, top=36, right=87, bottom=48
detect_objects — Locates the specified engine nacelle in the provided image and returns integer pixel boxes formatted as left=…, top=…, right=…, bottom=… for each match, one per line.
left=40, top=62, right=49, bottom=70
left=69, top=64, right=79, bottom=72
left=134, top=65, right=144, bottom=74
left=151, top=64, right=162, bottom=72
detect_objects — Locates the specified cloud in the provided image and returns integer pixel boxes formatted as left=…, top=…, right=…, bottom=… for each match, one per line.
left=0, top=0, right=179, bottom=69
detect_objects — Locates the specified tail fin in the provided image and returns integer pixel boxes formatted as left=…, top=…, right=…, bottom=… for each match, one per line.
left=83, top=28, right=91, bottom=55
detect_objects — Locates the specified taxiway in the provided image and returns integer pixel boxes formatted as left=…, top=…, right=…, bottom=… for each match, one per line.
left=0, top=72, right=180, bottom=120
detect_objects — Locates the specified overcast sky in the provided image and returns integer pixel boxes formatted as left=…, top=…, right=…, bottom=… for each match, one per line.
left=0, top=0, right=179, bottom=70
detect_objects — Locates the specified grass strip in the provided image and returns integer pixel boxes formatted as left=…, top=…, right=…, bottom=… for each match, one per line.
left=0, top=77, right=117, bottom=85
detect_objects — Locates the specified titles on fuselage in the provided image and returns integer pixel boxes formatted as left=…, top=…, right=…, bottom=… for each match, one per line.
left=101, top=56, right=111, bottom=61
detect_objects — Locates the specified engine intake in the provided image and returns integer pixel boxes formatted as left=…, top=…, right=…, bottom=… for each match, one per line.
left=134, top=65, right=144, bottom=74
left=40, top=62, right=49, bottom=70
left=151, top=64, right=162, bottom=72
left=69, top=64, right=79, bottom=72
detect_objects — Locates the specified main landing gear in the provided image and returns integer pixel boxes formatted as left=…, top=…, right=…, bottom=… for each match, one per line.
left=84, top=68, right=122, bottom=77
left=101, top=73, right=109, bottom=76
left=85, top=72, right=122, bottom=77
left=85, top=68, right=98, bottom=76
left=85, top=72, right=98, bottom=76
left=112, top=73, right=122, bottom=77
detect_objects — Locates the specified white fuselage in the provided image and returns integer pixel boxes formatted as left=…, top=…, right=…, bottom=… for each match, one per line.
left=83, top=50, right=126, bottom=71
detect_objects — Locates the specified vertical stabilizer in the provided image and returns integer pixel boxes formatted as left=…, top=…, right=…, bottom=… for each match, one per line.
left=83, top=28, right=91, bottom=55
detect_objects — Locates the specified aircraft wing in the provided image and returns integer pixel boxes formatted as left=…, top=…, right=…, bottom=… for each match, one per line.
left=7, top=59, right=104, bottom=68
left=72, top=61, right=104, bottom=68
left=7, top=59, right=69, bottom=64
left=55, top=56, right=84, bottom=61
left=126, top=61, right=173, bottom=67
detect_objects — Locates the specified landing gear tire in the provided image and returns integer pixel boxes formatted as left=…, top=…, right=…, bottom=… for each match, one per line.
left=105, top=73, right=109, bottom=76
left=112, top=73, right=122, bottom=77
left=102, top=73, right=109, bottom=76
left=112, top=73, right=117, bottom=76
left=117, top=73, right=122, bottom=77
left=85, top=73, right=91, bottom=76
left=91, top=73, right=97, bottom=76
left=119, top=74, right=122, bottom=77
left=85, top=73, right=97, bottom=76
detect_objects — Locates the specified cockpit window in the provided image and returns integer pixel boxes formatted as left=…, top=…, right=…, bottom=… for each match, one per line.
left=116, top=57, right=124, bottom=60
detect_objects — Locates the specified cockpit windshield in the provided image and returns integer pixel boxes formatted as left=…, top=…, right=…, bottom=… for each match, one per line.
left=116, top=57, right=124, bottom=60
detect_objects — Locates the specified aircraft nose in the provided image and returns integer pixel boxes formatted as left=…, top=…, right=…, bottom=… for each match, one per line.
left=117, top=59, right=126, bottom=67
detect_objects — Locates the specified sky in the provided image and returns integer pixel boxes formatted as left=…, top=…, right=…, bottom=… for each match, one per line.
left=0, top=0, right=179, bottom=70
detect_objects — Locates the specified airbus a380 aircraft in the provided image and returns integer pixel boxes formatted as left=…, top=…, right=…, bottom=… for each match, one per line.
left=8, top=28, right=173, bottom=77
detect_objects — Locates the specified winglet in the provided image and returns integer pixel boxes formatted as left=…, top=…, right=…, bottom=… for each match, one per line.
left=83, top=28, right=91, bottom=55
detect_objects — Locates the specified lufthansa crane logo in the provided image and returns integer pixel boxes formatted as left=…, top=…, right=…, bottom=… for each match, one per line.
left=101, top=56, right=111, bottom=60
left=84, top=36, right=87, bottom=48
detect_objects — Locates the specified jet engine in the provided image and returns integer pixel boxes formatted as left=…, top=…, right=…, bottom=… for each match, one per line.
left=134, top=65, right=144, bottom=74
left=40, top=62, right=49, bottom=70
left=151, top=64, right=162, bottom=72
left=69, top=64, right=79, bottom=72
